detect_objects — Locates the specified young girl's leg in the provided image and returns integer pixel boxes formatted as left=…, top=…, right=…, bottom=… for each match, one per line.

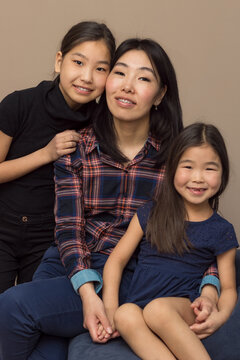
left=114, top=303, right=176, bottom=360
left=143, top=297, right=211, bottom=360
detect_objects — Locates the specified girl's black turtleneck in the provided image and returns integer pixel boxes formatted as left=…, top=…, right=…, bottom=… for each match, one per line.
left=0, top=80, right=95, bottom=215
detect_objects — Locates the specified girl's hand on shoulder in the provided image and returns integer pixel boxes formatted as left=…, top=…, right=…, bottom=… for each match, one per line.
left=43, top=130, right=80, bottom=162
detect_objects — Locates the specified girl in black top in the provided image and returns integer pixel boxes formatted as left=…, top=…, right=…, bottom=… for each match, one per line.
left=0, top=21, right=115, bottom=292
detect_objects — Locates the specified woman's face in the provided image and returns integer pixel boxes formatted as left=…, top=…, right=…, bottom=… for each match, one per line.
left=55, top=40, right=111, bottom=109
left=106, top=49, right=164, bottom=125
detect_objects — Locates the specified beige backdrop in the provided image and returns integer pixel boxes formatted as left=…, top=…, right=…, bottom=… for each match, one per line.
left=0, top=0, right=239, bottom=239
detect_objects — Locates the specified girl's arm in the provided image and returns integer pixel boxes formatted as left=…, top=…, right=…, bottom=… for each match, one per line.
left=0, top=129, right=80, bottom=183
left=102, top=214, right=144, bottom=327
left=191, top=263, right=220, bottom=334
left=191, top=248, right=237, bottom=339
left=216, top=248, right=237, bottom=324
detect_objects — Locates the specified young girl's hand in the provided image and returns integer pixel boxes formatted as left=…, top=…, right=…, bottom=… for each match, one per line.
left=106, top=307, right=120, bottom=338
left=43, top=130, right=80, bottom=162
left=97, top=307, right=120, bottom=341
left=97, top=322, right=111, bottom=341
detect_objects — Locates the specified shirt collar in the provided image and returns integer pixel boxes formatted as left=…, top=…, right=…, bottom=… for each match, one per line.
left=145, top=133, right=161, bottom=152
left=84, top=127, right=99, bottom=155
left=84, top=128, right=161, bottom=156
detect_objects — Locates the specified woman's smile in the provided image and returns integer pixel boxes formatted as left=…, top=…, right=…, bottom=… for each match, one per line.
left=106, top=49, right=162, bottom=125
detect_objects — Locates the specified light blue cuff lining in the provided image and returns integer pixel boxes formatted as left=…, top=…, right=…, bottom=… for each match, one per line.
left=71, top=269, right=103, bottom=294
left=199, top=275, right=220, bottom=296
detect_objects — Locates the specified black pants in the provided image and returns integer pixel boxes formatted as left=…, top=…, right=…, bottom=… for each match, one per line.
left=0, top=206, right=55, bottom=293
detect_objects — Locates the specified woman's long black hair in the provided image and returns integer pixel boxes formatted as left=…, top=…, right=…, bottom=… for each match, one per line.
left=93, top=38, right=183, bottom=166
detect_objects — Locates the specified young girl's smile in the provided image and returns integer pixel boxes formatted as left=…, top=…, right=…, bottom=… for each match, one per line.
left=106, top=49, right=165, bottom=126
left=55, top=40, right=111, bottom=109
left=174, top=144, right=222, bottom=211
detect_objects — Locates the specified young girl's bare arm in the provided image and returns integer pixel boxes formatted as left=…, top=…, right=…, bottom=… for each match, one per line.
left=196, top=248, right=238, bottom=337
left=217, top=248, right=237, bottom=323
left=102, top=214, right=144, bottom=328
left=0, top=130, right=80, bottom=183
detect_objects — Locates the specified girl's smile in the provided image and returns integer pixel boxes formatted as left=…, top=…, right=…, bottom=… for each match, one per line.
left=174, top=144, right=222, bottom=212
left=55, top=40, right=111, bottom=109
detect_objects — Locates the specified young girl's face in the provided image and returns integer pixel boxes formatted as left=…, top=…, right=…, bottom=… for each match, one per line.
left=105, top=49, right=165, bottom=126
left=174, top=144, right=222, bottom=210
left=55, top=40, right=111, bottom=109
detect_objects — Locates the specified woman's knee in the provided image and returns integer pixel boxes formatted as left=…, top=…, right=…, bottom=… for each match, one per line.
left=0, top=285, right=27, bottom=334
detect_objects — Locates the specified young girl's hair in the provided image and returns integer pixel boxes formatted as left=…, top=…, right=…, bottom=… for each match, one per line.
left=93, top=38, right=183, bottom=166
left=146, top=122, right=230, bottom=254
left=59, top=21, right=116, bottom=62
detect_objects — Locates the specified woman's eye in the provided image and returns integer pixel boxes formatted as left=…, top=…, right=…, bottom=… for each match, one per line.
left=139, top=77, right=150, bottom=82
left=114, top=71, right=125, bottom=76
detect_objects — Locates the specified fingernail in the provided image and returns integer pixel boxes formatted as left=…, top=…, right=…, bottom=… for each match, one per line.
left=107, top=327, right=113, bottom=334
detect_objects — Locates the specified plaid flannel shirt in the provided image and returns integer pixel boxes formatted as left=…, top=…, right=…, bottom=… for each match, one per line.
left=54, top=126, right=219, bottom=293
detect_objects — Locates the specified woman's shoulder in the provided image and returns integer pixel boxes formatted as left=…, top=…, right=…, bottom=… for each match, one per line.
left=70, top=126, right=99, bottom=162
left=78, top=126, right=96, bottom=145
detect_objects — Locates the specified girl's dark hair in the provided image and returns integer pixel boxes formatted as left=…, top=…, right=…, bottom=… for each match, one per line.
left=93, top=38, right=183, bottom=166
left=146, top=122, right=229, bottom=254
left=60, top=21, right=116, bottom=62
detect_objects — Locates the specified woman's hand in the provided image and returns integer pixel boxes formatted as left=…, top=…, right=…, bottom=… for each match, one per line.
left=191, top=294, right=217, bottom=323
left=79, top=283, right=113, bottom=343
left=42, top=130, right=80, bottom=162
left=190, top=306, right=224, bottom=339
left=190, top=290, right=219, bottom=338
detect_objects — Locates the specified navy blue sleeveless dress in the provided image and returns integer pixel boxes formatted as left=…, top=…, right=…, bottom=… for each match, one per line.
left=127, top=201, right=238, bottom=308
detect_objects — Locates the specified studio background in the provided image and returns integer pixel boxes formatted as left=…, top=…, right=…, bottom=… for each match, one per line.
left=1, top=0, right=239, bottom=239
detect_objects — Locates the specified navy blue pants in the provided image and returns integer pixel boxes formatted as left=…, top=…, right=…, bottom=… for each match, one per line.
left=0, top=246, right=135, bottom=360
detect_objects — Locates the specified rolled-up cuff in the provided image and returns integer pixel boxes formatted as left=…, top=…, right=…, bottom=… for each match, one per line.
left=71, top=269, right=103, bottom=294
left=199, top=275, right=221, bottom=296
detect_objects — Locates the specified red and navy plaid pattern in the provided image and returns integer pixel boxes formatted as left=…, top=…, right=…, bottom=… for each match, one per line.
left=55, top=126, right=164, bottom=278
left=55, top=126, right=218, bottom=281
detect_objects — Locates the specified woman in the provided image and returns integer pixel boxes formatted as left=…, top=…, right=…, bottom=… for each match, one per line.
left=0, top=38, right=218, bottom=360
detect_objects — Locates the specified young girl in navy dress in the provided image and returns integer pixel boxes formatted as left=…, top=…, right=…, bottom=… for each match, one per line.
left=102, top=122, right=238, bottom=360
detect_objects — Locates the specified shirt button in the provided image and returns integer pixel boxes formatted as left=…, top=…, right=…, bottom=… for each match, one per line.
left=22, top=216, right=28, bottom=222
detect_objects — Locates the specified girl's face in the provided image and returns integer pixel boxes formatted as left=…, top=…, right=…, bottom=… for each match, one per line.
left=174, top=144, right=222, bottom=211
left=55, top=40, right=111, bottom=109
left=105, top=49, right=165, bottom=126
